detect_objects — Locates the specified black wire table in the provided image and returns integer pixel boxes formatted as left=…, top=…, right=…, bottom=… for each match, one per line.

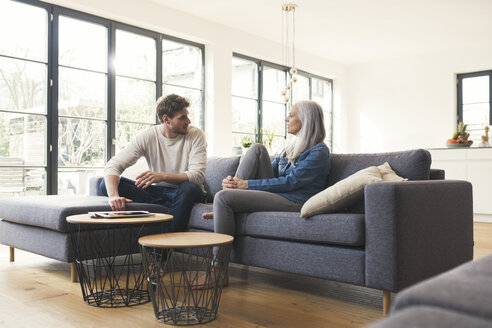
left=66, top=213, right=172, bottom=307
left=139, top=232, right=233, bottom=326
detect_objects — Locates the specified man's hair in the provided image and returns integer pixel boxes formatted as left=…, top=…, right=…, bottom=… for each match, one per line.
left=156, top=94, right=190, bottom=123
left=283, top=100, right=326, bottom=164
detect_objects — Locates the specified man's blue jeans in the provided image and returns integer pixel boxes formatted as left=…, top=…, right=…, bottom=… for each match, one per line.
left=99, top=177, right=204, bottom=233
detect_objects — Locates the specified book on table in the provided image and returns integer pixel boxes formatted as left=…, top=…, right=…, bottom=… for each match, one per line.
left=88, top=210, right=155, bottom=218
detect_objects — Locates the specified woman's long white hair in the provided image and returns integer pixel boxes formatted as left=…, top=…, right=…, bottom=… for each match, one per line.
left=283, top=100, right=326, bottom=164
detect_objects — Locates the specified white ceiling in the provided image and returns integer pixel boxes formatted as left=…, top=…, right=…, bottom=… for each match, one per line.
left=148, top=0, right=492, bottom=65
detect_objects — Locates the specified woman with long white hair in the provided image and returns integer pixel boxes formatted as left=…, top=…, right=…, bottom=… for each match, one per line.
left=198, top=100, right=330, bottom=288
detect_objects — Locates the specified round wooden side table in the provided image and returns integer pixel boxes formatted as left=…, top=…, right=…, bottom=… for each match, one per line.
left=139, top=232, right=234, bottom=325
left=67, top=213, right=172, bottom=307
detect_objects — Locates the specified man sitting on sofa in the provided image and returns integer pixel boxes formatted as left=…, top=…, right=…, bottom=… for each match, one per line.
left=100, top=94, right=207, bottom=233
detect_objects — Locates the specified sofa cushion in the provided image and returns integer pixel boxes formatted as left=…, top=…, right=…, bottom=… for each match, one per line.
left=186, top=203, right=214, bottom=231
left=0, top=195, right=169, bottom=233
left=367, top=306, right=492, bottom=328
left=330, top=149, right=431, bottom=214
left=300, top=166, right=382, bottom=217
left=327, top=149, right=431, bottom=187
left=393, top=254, right=492, bottom=320
left=235, top=211, right=365, bottom=246
left=377, top=162, right=408, bottom=182
left=204, top=156, right=241, bottom=202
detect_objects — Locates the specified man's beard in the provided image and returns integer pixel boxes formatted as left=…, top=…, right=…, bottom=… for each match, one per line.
left=172, top=125, right=188, bottom=135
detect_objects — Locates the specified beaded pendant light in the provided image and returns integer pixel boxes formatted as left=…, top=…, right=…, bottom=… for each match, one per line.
left=280, top=4, right=298, bottom=104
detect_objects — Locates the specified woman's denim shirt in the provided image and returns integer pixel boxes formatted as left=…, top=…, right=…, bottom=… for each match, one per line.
left=248, top=142, right=330, bottom=204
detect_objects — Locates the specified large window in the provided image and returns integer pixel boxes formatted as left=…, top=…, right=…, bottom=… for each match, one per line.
left=0, top=0, right=48, bottom=197
left=232, top=54, right=333, bottom=155
left=457, top=70, right=491, bottom=143
left=57, top=15, right=108, bottom=195
left=162, top=39, right=204, bottom=128
left=0, top=0, right=204, bottom=197
left=114, top=28, right=157, bottom=153
left=231, top=57, right=259, bottom=148
left=262, top=65, right=288, bottom=153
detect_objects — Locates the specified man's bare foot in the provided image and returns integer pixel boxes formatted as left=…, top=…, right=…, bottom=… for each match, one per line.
left=202, top=212, right=214, bottom=220
left=193, top=266, right=229, bottom=290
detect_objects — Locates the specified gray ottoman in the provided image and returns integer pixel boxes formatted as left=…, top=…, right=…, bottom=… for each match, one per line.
left=0, top=195, right=168, bottom=281
left=366, top=254, right=492, bottom=327
left=366, top=306, right=492, bottom=328
left=392, top=254, right=492, bottom=320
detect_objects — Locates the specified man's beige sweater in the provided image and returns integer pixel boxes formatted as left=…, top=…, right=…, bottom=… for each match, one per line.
left=104, top=125, right=207, bottom=189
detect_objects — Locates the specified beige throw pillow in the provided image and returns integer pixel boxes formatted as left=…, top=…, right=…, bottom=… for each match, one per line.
left=377, top=162, right=408, bottom=182
left=300, top=166, right=383, bottom=218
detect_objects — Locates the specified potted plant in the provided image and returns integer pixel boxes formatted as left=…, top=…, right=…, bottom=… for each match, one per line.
left=240, top=136, right=254, bottom=153
left=262, top=128, right=275, bottom=153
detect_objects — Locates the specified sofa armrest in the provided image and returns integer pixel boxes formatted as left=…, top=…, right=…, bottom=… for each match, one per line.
left=364, top=180, right=473, bottom=292
left=429, top=168, right=445, bottom=180
left=89, top=177, right=105, bottom=196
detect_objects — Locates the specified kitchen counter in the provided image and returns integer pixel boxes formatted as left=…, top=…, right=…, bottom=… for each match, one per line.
left=428, top=147, right=492, bottom=221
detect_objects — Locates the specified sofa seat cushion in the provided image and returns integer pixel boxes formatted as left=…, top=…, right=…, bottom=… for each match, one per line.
left=0, top=195, right=169, bottom=233
left=393, top=254, right=492, bottom=320
left=235, top=212, right=365, bottom=246
left=367, top=306, right=492, bottom=328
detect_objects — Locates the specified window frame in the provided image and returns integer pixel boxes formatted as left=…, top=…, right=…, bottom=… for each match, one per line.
left=0, top=0, right=51, bottom=195
left=231, top=55, right=260, bottom=141
left=232, top=52, right=333, bottom=148
left=1, top=0, right=205, bottom=195
left=457, top=70, right=492, bottom=126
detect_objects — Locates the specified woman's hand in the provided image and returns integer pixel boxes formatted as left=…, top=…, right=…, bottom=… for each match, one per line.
left=233, top=177, right=248, bottom=189
left=222, top=176, right=248, bottom=189
left=222, top=176, right=236, bottom=189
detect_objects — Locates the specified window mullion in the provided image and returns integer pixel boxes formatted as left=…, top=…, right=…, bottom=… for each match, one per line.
left=156, top=34, right=163, bottom=125
left=48, top=6, right=59, bottom=195
left=309, top=77, right=312, bottom=100
left=330, top=81, right=334, bottom=147
left=258, top=62, right=263, bottom=143
left=285, top=69, right=289, bottom=139
left=457, top=76, right=463, bottom=124
left=108, top=23, right=116, bottom=160
left=200, top=43, right=205, bottom=130
left=489, top=73, right=492, bottom=126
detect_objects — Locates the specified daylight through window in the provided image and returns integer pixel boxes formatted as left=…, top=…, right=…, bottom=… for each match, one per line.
left=0, top=0, right=204, bottom=197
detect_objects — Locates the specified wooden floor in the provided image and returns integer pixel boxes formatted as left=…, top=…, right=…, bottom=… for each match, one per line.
left=1, top=222, right=491, bottom=328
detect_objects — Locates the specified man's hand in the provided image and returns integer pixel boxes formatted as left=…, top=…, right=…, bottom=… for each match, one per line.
left=135, top=171, right=165, bottom=189
left=108, top=196, right=133, bottom=211
left=222, top=176, right=248, bottom=189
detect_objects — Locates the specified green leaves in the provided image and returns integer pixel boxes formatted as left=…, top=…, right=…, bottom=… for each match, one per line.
left=457, top=122, right=468, bottom=135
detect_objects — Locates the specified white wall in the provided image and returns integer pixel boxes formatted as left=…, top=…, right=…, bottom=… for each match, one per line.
left=45, top=0, right=349, bottom=155
left=348, top=45, right=492, bottom=153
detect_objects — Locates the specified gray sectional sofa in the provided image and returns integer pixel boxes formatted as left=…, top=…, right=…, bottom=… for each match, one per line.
left=0, top=149, right=473, bottom=313
left=367, top=253, right=492, bottom=327
left=0, top=195, right=171, bottom=281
